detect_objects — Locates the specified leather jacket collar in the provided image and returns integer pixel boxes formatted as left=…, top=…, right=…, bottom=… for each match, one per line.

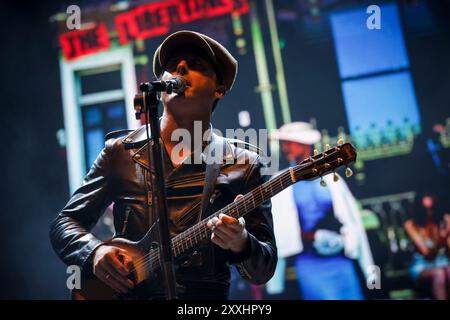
left=123, top=126, right=235, bottom=171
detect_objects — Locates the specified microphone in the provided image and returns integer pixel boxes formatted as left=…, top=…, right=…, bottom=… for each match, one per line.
left=139, top=76, right=188, bottom=94
left=134, top=76, right=188, bottom=119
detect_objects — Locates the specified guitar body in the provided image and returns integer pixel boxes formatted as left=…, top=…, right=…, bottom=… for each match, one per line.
left=72, top=278, right=117, bottom=300
left=72, top=276, right=163, bottom=300
left=72, top=223, right=163, bottom=300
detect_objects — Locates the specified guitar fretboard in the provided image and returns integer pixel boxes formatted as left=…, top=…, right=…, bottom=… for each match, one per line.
left=135, top=142, right=355, bottom=278
left=144, top=164, right=305, bottom=271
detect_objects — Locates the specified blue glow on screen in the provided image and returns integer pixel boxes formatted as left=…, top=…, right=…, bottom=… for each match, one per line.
left=85, top=107, right=102, bottom=126
left=342, top=71, right=421, bottom=136
left=86, top=128, right=104, bottom=168
left=107, top=103, right=125, bottom=119
left=330, top=3, right=409, bottom=78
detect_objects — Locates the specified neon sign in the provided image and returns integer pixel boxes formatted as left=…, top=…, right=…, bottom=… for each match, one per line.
left=59, top=0, right=249, bottom=60
left=60, top=23, right=110, bottom=61
left=116, top=0, right=249, bottom=44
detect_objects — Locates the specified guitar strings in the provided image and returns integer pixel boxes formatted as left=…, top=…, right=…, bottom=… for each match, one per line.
left=127, top=172, right=295, bottom=275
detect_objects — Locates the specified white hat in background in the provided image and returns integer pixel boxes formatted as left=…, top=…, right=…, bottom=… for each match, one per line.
left=269, top=122, right=321, bottom=145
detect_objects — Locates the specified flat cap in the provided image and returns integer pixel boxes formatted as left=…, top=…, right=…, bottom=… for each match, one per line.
left=153, top=30, right=238, bottom=92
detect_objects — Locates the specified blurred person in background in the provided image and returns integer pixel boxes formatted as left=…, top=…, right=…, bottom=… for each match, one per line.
left=405, top=191, right=450, bottom=300
left=267, top=122, right=374, bottom=300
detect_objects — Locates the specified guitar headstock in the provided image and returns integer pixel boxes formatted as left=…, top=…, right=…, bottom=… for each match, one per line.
left=294, top=140, right=357, bottom=182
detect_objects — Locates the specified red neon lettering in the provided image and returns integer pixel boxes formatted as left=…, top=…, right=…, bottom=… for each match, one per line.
left=134, top=3, right=171, bottom=40
left=114, top=0, right=249, bottom=43
left=178, top=0, right=206, bottom=23
left=116, top=9, right=140, bottom=45
left=59, top=23, right=110, bottom=61
left=232, top=0, right=249, bottom=15
left=206, top=0, right=233, bottom=18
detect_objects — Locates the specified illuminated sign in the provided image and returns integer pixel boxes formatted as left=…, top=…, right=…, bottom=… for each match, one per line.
left=116, top=0, right=249, bottom=45
left=59, top=23, right=110, bottom=61
left=59, top=0, right=249, bottom=60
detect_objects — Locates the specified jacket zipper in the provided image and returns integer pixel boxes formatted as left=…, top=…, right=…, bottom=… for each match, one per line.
left=120, top=206, right=131, bottom=235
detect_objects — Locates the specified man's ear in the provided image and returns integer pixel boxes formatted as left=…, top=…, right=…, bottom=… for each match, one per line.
left=215, top=85, right=226, bottom=100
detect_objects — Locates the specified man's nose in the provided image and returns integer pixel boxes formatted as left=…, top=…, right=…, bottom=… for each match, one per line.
left=176, top=60, right=188, bottom=76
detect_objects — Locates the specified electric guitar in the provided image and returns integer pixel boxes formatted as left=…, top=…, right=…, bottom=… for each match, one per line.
left=72, top=141, right=357, bottom=300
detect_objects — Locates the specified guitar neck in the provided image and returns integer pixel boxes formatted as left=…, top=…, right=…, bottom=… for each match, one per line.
left=170, top=167, right=299, bottom=257
left=148, top=142, right=356, bottom=270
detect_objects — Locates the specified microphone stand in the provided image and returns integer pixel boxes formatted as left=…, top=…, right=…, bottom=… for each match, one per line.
left=138, top=83, right=177, bottom=300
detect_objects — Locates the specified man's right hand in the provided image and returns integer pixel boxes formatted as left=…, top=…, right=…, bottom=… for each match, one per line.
left=92, top=244, right=135, bottom=293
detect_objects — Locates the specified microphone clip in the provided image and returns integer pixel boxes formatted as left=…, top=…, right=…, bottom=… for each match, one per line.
left=133, top=76, right=187, bottom=119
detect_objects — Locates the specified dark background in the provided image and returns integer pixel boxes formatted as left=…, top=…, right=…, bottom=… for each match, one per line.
left=1, top=0, right=449, bottom=299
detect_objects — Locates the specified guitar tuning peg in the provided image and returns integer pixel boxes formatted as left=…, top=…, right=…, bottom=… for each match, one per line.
left=325, top=144, right=330, bottom=151
left=313, top=149, right=319, bottom=156
left=320, top=177, right=327, bottom=187
left=333, top=172, right=339, bottom=182
left=337, top=138, right=344, bottom=145
left=345, top=167, right=353, bottom=178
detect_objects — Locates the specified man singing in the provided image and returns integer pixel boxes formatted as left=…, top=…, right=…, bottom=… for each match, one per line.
left=50, top=30, right=277, bottom=299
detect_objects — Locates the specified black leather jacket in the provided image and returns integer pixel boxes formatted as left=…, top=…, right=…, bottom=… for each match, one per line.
left=49, top=126, right=277, bottom=299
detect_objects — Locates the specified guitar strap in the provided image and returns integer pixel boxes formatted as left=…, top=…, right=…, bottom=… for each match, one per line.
left=198, top=134, right=226, bottom=222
